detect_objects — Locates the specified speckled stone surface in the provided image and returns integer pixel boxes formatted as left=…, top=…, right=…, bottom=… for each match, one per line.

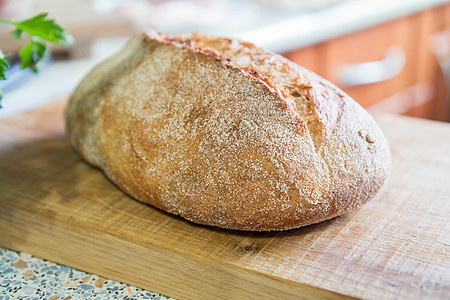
left=0, top=247, right=174, bottom=299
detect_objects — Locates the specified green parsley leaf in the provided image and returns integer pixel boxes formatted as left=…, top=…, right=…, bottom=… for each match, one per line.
left=14, top=12, right=73, bottom=46
left=0, top=50, right=8, bottom=107
left=0, top=12, right=73, bottom=105
left=0, top=50, right=8, bottom=80
left=19, top=38, right=49, bottom=72
left=10, top=28, right=24, bottom=39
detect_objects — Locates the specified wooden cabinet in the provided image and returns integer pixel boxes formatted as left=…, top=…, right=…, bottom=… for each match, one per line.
left=283, top=3, right=450, bottom=122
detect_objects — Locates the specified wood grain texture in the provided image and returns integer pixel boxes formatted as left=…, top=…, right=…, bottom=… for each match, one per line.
left=0, top=100, right=449, bottom=299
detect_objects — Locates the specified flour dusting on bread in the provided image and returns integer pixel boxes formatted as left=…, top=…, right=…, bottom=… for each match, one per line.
left=65, top=31, right=391, bottom=231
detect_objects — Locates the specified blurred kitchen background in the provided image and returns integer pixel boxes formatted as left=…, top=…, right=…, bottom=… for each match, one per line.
left=1, top=0, right=449, bottom=121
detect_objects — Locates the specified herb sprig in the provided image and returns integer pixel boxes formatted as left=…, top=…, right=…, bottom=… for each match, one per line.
left=0, top=12, right=73, bottom=107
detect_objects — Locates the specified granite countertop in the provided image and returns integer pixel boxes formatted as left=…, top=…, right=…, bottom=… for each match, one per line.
left=0, top=248, right=173, bottom=299
left=0, top=0, right=448, bottom=298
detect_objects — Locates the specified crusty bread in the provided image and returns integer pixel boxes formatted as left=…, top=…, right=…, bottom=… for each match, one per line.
left=65, top=30, right=391, bottom=231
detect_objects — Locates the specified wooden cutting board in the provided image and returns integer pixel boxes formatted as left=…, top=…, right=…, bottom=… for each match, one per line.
left=0, top=100, right=449, bottom=299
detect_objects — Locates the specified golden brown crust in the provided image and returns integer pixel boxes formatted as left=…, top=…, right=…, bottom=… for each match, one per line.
left=65, top=30, right=391, bottom=231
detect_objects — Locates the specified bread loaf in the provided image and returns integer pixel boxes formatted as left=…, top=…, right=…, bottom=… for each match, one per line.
left=65, top=30, right=391, bottom=231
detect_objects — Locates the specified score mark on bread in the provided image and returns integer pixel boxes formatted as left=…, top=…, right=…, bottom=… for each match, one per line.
left=65, top=30, right=391, bottom=231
